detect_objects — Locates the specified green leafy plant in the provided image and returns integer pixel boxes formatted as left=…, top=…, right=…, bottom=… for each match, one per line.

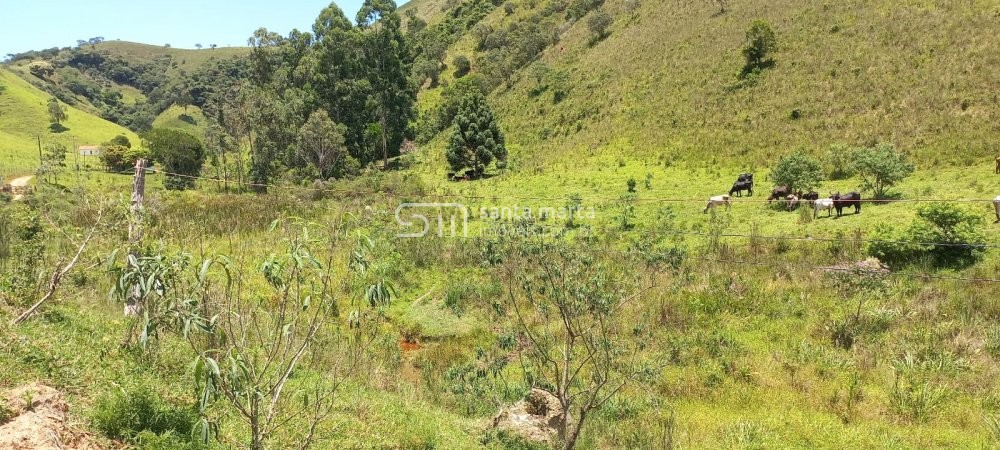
left=769, top=151, right=825, bottom=193
left=741, top=20, right=776, bottom=78
left=849, top=143, right=914, bottom=199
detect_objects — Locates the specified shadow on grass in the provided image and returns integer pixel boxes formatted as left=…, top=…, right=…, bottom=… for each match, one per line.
left=178, top=114, right=197, bottom=125
left=49, top=123, right=69, bottom=133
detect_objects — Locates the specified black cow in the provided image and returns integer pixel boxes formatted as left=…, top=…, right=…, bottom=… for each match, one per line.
left=832, top=191, right=862, bottom=217
left=729, top=173, right=754, bottom=197
left=767, top=186, right=790, bottom=203
left=801, top=191, right=819, bottom=203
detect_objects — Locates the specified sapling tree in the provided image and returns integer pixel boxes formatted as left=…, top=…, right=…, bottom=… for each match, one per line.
left=108, top=221, right=390, bottom=449
left=497, top=242, right=651, bottom=449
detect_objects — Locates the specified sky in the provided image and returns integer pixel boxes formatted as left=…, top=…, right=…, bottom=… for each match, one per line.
left=1, top=0, right=379, bottom=57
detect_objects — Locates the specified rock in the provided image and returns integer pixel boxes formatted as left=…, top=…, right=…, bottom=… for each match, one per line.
left=0, top=384, right=101, bottom=450
left=491, top=388, right=567, bottom=444
left=820, top=257, right=890, bottom=275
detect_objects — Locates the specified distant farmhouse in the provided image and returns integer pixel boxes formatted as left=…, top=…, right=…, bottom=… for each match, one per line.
left=78, top=145, right=101, bottom=156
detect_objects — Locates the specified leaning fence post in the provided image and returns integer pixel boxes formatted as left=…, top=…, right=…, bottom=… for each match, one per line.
left=124, top=158, right=146, bottom=317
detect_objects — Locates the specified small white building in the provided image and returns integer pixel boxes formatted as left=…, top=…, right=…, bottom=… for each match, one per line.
left=79, top=145, right=101, bottom=156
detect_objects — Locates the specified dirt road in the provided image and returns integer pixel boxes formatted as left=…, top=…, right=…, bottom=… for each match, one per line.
left=8, top=175, right=34, bottom=200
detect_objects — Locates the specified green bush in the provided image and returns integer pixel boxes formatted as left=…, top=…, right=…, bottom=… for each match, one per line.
left=850, top=143, right=914, bottom=199
left=91, top=387, right=197, bottom=443
left=741, top=20, right=776, bottom=78
left=867, top=203, right=986, bottom=268
left=452, top=55, right=471, bottom=78
left=769, top=151, right=825, bottom=193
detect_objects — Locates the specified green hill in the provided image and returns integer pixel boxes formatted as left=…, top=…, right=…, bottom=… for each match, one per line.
left=4, top=41, right=248, bottom=134
left=409, top=0, right=999, bottom=168
left=152, top=104, right=207, bottom=138
left=0, top=67, right=139, bottom=169
left=89, top=40, right=250, bottom=75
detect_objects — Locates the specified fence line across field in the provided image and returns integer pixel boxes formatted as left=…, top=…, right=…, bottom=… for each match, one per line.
left=142, top=168, right=999, bottom=205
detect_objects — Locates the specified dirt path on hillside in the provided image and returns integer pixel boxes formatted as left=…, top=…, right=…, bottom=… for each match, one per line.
left=8, top=175, right=34, bottom=200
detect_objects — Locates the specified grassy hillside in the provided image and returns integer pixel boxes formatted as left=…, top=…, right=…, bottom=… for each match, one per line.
left=4, top=40, right=249, bottom=134
left=411, top=0, right=999, bottom=169
left=152, top=104, right=207, bottom=138
left=90, top=40, right=250, bottom=75
left=0, top=67, right=139, bottom=170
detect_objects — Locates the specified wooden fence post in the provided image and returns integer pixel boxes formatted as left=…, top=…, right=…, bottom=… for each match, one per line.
left=124, top=158, right=146, bottom=317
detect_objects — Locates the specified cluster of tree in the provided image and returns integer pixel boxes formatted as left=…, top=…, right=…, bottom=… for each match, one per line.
left=770, top=143, right=914, bottom=199
left=99, top=135, right=151, bottom=172
left=405, top=0, right=496, bottom=88
left=143, top=128, right=206, bottom=190
left=472, top=0, right=565, bottom=91
left=75, top=37, right=105, bottom=47
left=203, top=0, right=417, bottom=189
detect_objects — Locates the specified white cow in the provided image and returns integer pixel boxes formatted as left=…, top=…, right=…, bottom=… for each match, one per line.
left=993, top=196, right=1000, bottom=223
left=704, top=195, right=732, bottom=213
left=813, top=198, right=834, bottom=218
left=786, top=194, right=800, bottom=211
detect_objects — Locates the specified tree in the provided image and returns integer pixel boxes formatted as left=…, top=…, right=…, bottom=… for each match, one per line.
left=47, top=98, right=68, bottom=124
left=741, top=20, right=776, bottom=77
left=195, top=43, right=203, bottom=50
left=587, top=10, right=613, bottom=41
left=404, top=9, right=427, bottom=34
left=769, top=151, right=824, bottom=193
left=452, top=55, right=471, bottom=78
left=108, top=224, right=387, bottom=450
left=108, top=134, right=132, bottom=149
left=446, top=91, right=507, bottom=175
left=296, top=109, right=351, bottom=179
left=40, top=143, right=68, bottom=183
left=498, top=243, right=651, bottom=449
left=357, top=0, right=417, bottom=169
left=100, top=145, right=149, bottom=172
left=144, top=128, right=205, bottom=190
left=850, top=143, right=914, bottom=199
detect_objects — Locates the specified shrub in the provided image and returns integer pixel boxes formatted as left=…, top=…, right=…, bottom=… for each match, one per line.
left=867, top=203, right=986, bottom=268
left=452, top=55, right=471, bottom=78
left=825, top=144, right=855, bottom=180
left=909, top=203, right=986, bottom=268
left=91, top=387, right=196, bottom=442
left=566, top=0, right=603, bottom=20
left=849, top=143, right=914, bottom=199
left=587, top=10, right=613, bottom=41
left=741, top=20, right=776, bottom=78
left=769, top=151, right=824, bottom=193
left=503, top=1, right=516, bottom=14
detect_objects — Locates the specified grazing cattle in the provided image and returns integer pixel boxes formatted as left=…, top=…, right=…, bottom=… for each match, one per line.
left=447, top=172, right=457, bottom=181
left=786, top=194, right=800, bottom=211
left=801, top=191, right=819, bottom=205
left=704, top=195, right=732, bottom=213
left=832, top=192, right=862, bottom=217
left=994, top=196, right=1000, bottom=223
left=813, top=198, right=834, bottom=218
left=729, top=173, right=754, bottom=197
left=768, top=186, right=790, bottom=203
